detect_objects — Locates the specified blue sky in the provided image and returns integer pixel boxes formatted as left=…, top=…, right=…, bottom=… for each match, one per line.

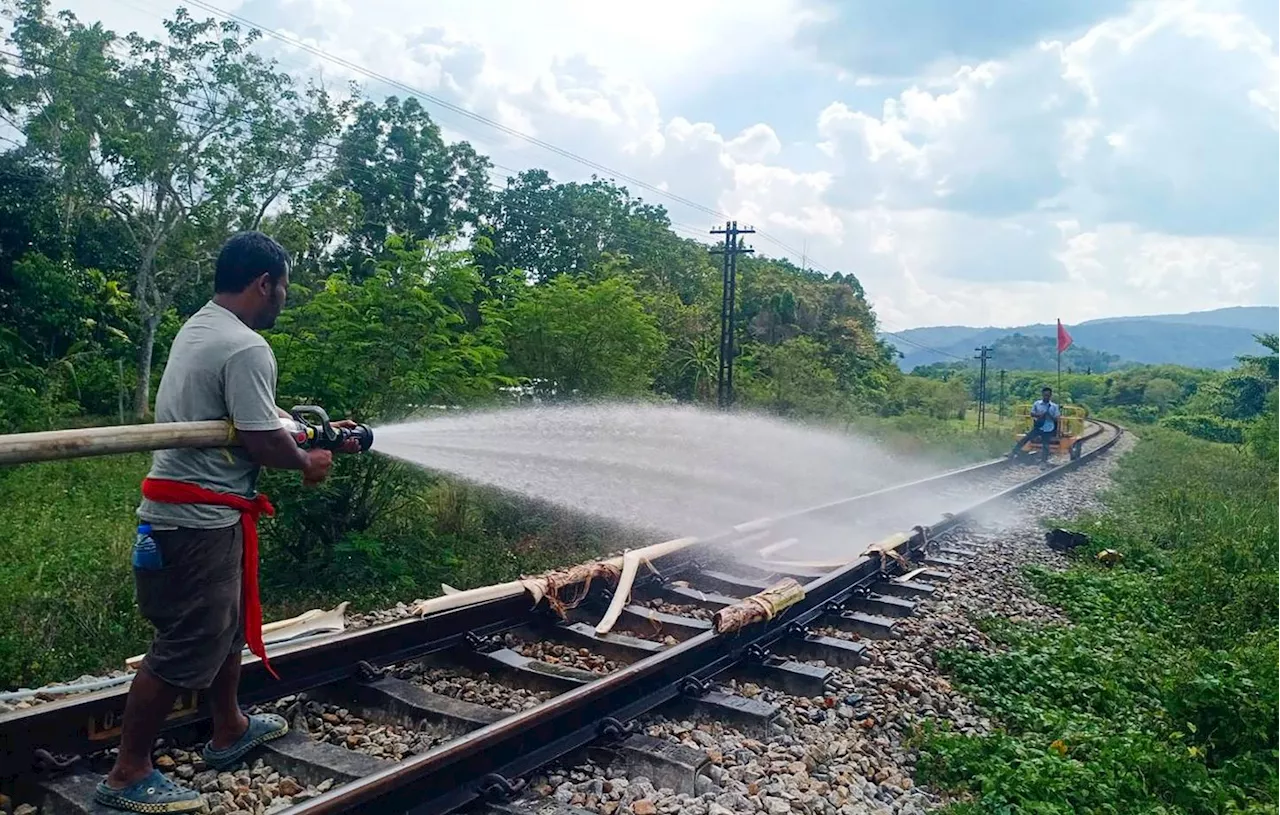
left=63, top=0, right=1280, bottom=328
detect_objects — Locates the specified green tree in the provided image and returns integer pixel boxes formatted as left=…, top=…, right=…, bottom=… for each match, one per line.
left=4, top=1, right=343, bottom=415
left=268, top=237, right=508, bottom=420
left=1218, top=374, right=1271, bottom=419
left=480, top=170, right=675, bottom=283
left=261, top=237, right=509, bottom=574
left=669, top=334, right=719, bottom=404
left=882, top=375, right=968, bottom=420
left=331, top=97, right=492, bottom=272
left=260, top=181, right=363, bottom=290
left=735, top=256, right=896, bottom=408
left=503, top=274, right=664, bottom=397
left=1245, top=389, right=1277, bottom=461
left=1143, top=377, right=1181, bottom=414
left=1236, top=333, right=1279, bottom=383
left=739, top=336, right=843, bottom=417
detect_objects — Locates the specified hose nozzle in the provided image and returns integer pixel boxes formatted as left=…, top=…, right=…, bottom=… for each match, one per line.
left=285, top=405, right=373, bottom=453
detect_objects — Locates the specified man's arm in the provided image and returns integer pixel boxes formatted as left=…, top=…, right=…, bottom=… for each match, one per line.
left=226, top=346, right=331, bottom=482
left=237, top=428, right=310, bottom=470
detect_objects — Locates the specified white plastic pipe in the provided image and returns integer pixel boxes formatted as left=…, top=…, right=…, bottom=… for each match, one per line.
left=594, top=550, right=642, bottom=635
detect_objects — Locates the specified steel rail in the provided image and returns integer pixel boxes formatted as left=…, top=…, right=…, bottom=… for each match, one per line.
left=287, top=421, right=1124, bottom=815
left=930, top=419, right=1121, bottom=539
left=738, top=453, right=1009, bottom=529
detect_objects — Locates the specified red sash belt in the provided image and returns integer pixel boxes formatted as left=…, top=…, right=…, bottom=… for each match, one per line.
left=141, top=478, right=278, bottom=679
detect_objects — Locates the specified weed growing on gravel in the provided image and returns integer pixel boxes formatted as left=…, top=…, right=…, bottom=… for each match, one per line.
left=917, top=429, right=1279, bottom=814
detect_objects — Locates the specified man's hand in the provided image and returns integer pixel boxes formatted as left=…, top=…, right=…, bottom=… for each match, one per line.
left=302, top=449, right=334, bottom=486
left=332, top=418, right=363, bottom=454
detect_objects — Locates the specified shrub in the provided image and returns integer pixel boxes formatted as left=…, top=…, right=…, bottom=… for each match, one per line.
left=1243, top=390, right=1277, bottom=462
left=1158, top=413, right=1244, bottom=444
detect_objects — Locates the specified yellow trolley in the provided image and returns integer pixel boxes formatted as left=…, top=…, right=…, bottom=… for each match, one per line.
left=1013, top=403, right=1089, bottom=460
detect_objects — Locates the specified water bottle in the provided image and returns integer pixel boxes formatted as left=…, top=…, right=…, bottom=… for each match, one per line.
left=132, top=523, right=163, bottom=570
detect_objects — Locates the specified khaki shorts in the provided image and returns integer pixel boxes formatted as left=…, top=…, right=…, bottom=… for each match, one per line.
left=135, top=524, right=245, bottom=690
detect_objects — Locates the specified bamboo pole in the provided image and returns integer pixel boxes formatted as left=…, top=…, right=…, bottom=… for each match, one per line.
left=757, top=538, right=798, bottom=558
left=712, top=578, right=806, bottom=634
left=0, top=421, right=236, bottom=465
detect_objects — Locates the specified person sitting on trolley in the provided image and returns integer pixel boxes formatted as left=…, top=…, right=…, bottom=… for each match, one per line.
left=1011, top=386, right=1060, bottom=464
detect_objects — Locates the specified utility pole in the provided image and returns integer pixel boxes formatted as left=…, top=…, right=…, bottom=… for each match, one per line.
left=998, top=369, right=1007, bottom=423
left=974, top=346, right=992, bottom=430
left=711, top=221, right=755, bottom=409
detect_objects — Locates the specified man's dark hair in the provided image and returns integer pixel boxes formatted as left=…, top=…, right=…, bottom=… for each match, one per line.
left=1042, top=387, right=1053, bottom=394
left=214, top=231, right=290, bottom=293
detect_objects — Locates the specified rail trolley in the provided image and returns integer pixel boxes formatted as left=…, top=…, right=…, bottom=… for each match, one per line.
left=1012, top=402, right=1089, bottom=460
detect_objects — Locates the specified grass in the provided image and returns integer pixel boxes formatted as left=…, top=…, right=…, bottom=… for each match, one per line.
left=916, top=427, right=1279, bottom=814
left=0, top=454, right=153, bottom=689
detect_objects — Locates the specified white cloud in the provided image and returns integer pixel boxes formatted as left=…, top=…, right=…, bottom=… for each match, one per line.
left=52, top=0, right=1280, bottom=329
left=1056, top=0, right=1279, bottom=234
left=815, top=50, right=1080, bottom=215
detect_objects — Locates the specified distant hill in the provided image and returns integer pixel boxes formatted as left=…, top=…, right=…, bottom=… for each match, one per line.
left=884, top=306, right=1278, bottom=371
left=967, top=334, right=1119, bottom=373
left=1081, top=306, right=1278, bottom=331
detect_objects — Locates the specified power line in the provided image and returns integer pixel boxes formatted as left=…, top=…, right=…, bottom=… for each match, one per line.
left=876, top=328, right=969, bottom=362
left=46, top=1, right=918, bottom=323
left=3, top=49, right=764, bottom=258
left=177, top=0, right=725, bottom=214
left=28, top=0, right=941, bottom=324
left=0, top=50, right=518, bottom=210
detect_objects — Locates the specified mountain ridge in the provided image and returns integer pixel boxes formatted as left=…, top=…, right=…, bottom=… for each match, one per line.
left=883, top=306, right=1278, bottom=371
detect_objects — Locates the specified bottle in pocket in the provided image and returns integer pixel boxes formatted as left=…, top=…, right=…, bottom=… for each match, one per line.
left=132, top=523, right=163, bottom=570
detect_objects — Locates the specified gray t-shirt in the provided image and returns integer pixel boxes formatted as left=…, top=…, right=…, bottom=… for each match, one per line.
left=138, top=301, right=283, bottom=529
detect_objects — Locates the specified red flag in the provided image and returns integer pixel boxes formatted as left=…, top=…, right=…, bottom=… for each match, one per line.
left=1057, top=319, right=1073, bottom=354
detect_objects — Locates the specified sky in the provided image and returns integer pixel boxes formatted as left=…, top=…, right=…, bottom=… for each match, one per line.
left=60, top=0, right=1280, bottom=330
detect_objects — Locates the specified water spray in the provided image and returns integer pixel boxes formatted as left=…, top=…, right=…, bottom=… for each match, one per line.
left=0, top=405, right=373, bottom=466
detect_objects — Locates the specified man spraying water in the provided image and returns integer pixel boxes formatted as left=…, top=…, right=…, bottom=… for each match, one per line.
left=97, top=232, right=364, bottom=813
left=1010, top=386, right=1060, bottom=465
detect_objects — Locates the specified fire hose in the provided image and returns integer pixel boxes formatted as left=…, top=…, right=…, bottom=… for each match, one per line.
left=0, top=405, right=373, bottom=466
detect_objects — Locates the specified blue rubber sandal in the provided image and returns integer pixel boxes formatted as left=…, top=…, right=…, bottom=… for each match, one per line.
left=202, top=712, right=289, bottom=770
left=94, top=769, right=204, bottom=813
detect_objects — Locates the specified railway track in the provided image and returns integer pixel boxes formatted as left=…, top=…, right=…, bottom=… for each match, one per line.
left=0, top=421, right=1122, bottom=815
